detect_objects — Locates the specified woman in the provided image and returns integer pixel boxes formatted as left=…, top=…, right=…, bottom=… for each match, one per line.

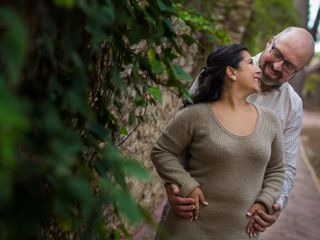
left=150, top=44, right=285, bottom=239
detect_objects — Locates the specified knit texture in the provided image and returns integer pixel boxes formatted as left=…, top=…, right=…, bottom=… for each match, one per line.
left=151, top=103, right=285, bottom=240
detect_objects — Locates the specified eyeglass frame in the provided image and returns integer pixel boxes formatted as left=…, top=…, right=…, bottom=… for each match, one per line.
left=269, top=40, right=301, bottom=75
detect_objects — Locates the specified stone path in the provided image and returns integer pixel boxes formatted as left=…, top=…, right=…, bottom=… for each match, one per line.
left=134, top=109, right=320, bottom=240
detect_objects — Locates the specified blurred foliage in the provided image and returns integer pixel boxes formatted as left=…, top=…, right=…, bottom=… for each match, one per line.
left=304, top=73, right=319, bottom=92
left=174, top=1, right=230, bottom=49
left=0, top=0, right=227, bottom=239
left=242, top=0, right=299, bottom=54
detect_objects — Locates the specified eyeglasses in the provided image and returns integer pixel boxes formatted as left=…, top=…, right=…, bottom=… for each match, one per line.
left=269, top=41, right=299, bottom=74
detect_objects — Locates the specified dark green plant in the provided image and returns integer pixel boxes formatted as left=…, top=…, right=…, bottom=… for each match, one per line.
left=0, top=0, right=227, bottom=239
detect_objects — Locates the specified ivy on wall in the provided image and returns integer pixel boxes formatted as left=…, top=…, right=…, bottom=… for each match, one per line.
left=0, top=0, right=227, bottom=239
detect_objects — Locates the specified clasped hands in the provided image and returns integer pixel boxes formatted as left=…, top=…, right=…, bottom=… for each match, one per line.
left=166, top=184, right=281, bottom=237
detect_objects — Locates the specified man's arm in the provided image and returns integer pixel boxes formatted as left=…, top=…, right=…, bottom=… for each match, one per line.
left=247, top=98, right=303, bottom=234
left=277, top=100, right=302, bottom=208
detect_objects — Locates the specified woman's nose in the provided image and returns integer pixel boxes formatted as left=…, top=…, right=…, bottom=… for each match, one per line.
left=255, top=66, right=261, bottom=74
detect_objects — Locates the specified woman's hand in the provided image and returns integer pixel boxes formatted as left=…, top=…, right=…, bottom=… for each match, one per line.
left=187, top=187, right=208, bottom=220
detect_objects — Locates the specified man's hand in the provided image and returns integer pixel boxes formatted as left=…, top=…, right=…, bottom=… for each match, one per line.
left=246, top=203, right=281, bottom=237
left=165, top=183, right=208, bottom=220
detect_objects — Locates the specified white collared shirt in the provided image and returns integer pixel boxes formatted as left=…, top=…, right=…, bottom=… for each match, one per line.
left=190, top=53, right=303, bottom=208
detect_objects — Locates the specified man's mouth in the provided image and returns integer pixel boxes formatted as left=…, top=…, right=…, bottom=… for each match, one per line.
left=267, top=64, right=281, bottom=78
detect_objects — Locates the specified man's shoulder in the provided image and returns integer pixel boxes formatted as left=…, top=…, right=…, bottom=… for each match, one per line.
left=257, top=104, right=280, bottom=122
left=279, top=83, right=303, bottom=110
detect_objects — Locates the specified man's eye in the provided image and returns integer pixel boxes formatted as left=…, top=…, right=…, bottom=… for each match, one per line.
left=285, top=62, right=295, bottom=70
left=274, top=50, right=282, bottom=58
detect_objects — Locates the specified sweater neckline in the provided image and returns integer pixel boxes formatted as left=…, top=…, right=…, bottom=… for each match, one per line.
left=207, top=102, right=261, bottom=139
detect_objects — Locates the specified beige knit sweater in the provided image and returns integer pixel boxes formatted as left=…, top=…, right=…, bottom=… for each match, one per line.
left=151, top=103, right=285, bottom=240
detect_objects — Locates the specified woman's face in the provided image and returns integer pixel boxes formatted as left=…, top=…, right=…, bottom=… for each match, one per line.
left=236, top=51, right=261, bottom=93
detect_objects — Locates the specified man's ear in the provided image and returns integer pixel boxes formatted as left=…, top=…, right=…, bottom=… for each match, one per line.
left=226, top=66, right=237, bottom=81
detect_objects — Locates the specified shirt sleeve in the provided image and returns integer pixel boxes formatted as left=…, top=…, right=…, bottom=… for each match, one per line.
left=189, top=72, right=201, bottom=95
left=150, top=108, right=200, bottom=197
left=277, top=98, right=303, bottom=209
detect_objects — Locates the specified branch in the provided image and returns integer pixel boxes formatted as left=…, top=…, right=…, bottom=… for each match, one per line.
left=310, top=6, right=320, bottom=40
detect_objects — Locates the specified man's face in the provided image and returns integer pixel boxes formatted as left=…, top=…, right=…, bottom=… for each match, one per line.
left=259, top=39, right=303, bottom=88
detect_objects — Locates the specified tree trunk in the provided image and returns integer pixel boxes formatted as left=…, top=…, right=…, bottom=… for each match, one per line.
left=293, top=0, right=309, bottom=27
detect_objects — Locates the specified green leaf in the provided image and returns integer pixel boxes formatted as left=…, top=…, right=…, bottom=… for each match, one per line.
left=156, top=0, right=177, bottom=14
left=85, top=121, right=109, bottom=140
left=0, top=8, right=28, bottom=84
left=134, top=93, right=147, bottom=107
left=111, top=66, right=126, bottom=90
left=181, top=87, right=193, bottom=104
left=148, top=86, right=162, bottom=104
left=148, top=49, right=164, bottom=74
left=151, top=59, right=164, bottom=74
left=119, top=127, right=128, bottom=135
left=100, top=179, right=143, bottom=222
left=181, top=33, right=196, bottom=46
left=53, top=0, right=75, bottom=8
left=121, top=159, right=150, bottom=180
left=170, top=64, right=193, bottom=81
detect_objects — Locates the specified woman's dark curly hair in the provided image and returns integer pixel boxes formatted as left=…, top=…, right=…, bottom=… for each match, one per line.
left=192, top=44, right=247, bottom=104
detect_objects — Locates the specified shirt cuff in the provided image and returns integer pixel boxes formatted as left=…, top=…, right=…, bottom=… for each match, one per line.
left=277, top=196, right=288, bottom=209
left=179, top=179, right=200, bottom=197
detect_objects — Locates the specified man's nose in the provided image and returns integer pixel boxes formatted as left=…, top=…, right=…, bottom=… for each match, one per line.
left=273, top=59, right=284, bottom=71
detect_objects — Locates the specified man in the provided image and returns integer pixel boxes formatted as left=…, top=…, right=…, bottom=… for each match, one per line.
left=164, top=27, right=315, bottom=237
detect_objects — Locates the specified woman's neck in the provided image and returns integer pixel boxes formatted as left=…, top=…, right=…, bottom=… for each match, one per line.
left=215, top=91, right=250, bottom=111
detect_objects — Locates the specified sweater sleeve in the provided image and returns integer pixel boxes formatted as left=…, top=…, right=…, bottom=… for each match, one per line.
left=255, top=114, right=285, bottom=213
left=150, top=107, right=200, bottom=197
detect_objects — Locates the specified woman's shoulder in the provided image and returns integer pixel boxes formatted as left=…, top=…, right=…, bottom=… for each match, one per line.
left=179, top=102, right=209, bottom=115
left=174, top=103, right=210, bottom=122
left=255, top=104, right=281, bottom=126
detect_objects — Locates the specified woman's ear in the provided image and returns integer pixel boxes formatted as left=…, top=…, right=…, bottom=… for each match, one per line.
left=226, top=66, right=237, bottom=81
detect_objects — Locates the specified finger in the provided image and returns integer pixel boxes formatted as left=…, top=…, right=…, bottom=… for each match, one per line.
left=254, top=222, right=266, bottom=232
left=272, top=203, right=281, bottom=212
left=167, top=183, right=179, bottom=194
left=256, top=210, right=276, bottom=224
left=254, top=214, right=270, bottom=228
left=174, top=203, right=196, bottom=213
left=171, top=196, right=195, bottom=205
left=246, top=205, right=256, bottom=217
left=246, top=214, right=255, bottom=234
left=199, top=192, right=209, bottom=206
left=194, top=198, right=200, bottom=220
left=175, top=211, right=194, bottom=219
left=249, top=226, right=257, bottom=238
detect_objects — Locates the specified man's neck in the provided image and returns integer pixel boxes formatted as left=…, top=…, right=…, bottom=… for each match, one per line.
left=260, top=82, right=280, bottom=92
